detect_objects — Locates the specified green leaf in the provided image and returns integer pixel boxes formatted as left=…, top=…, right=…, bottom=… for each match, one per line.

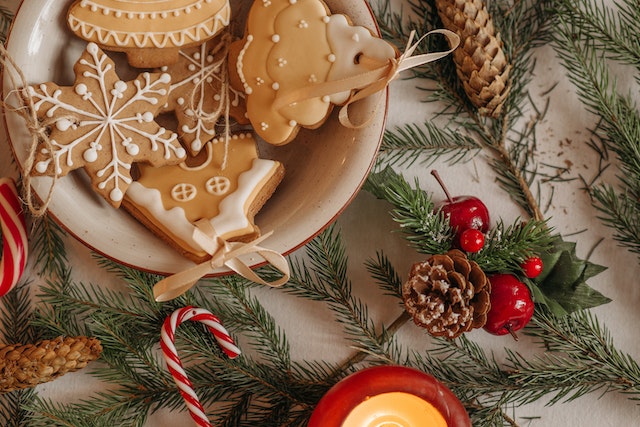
left=532, top=235, right=610, bottom=316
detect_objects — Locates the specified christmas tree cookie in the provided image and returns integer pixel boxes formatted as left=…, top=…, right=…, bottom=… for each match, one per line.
left=158, top=36, right=248, bottom=156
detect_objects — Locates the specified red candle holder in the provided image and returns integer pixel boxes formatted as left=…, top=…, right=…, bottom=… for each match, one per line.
left=309, top=365, right=471, bottom=427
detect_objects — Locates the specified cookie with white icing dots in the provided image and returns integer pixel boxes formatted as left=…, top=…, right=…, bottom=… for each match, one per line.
left=67, top=0, right=232, bottom=68
left=27, top=42, right=187, bottom=208
left=122, top=133, right=284, bottom=263
left=158, top=35, right=249, bottom=156
left=228, top=0, right=398, bottom=146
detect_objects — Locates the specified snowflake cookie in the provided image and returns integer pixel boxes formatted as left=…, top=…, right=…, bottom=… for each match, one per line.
left=28, top=42, right=187, bottom=207
left=159, top=36, right=248, bottom=157
left=122, top=133, right=284, bottom=263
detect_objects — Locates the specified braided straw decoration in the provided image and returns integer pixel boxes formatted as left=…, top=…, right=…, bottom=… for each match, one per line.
left=435, top=0, right=511, bottom=117
left=0, top=336, right=102, bottom=392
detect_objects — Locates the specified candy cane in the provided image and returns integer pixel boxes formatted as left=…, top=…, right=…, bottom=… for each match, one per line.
left=0, top=177, right=28, bottom=297
left=160, top=306, right=240, bottom=427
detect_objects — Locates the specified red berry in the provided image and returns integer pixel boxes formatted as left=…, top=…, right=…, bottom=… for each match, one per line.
left=459, top=228, right=485, bottom=252
left=521, top=256, right=543, bottom=278
left=484, top=274, right=534, bottom=340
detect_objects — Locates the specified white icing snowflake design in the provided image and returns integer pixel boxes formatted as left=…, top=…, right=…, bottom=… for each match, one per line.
left=29, top=42, right=186, bottom=207
left=162, top=38, right=246, bottom=155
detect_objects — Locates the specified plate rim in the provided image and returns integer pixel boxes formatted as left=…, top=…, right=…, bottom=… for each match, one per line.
left=2, top=0, right=388, bottom=276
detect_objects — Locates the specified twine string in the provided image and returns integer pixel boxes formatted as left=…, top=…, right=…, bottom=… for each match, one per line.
left=0, top=43, right=61, bottom=216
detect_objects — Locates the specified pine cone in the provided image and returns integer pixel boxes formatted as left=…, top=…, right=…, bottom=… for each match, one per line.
left=0, top=336, right=102, bottom=392
left=435, top=0, right=511, bottom=117
left=402, top=249, right=491, bottom=339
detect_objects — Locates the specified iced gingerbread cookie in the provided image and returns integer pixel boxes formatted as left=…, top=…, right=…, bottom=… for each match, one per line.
left=122, top=133, right=284, bottom=263
left=228, top=0, right=398, bottom=145
left=27, top=42, right=186, bottom=208
left=67, top=0, right=231, bottom=68
left=158, top=35, right=248, bottom=156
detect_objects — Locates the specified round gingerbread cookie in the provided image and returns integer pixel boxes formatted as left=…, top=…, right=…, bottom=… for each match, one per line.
left=67, top=0, right=232, bottom=68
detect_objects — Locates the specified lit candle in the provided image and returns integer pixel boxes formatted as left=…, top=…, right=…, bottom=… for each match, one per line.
left=309, top=365, right=470, bottom=427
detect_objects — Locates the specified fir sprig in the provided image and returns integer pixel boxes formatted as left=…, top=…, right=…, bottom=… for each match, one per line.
left=284, top=224, right=404, bottom=367
left=1, top=388, right=35, bottom=427
left=375, top=0, right=563, bottom=220
left=0, top=283, right=38, bottom=344
left=0, top=6, right=12, bottom=43
left=364, top=167, right=453, bottom=255
left=551, top=0, right=640, bottom=258
left=509, top=308, right=640, bottom=405
left=1, top=1, right=639, bottom=426
left=30, top=216, right=68, bottom=279
left=590, top=185, right=640, bottom=255
left=0, top=284, right=38, bottom=426
left=365, top=167, right=555, bottom=274
left=28, top=255, right=336, bottom=426
left=380, top=118, right=483, bottom=168
left=553, top=0, right=640, bottom=68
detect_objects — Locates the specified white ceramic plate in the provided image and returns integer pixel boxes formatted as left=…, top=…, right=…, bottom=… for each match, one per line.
left=4, top=0, right=387, bottom=275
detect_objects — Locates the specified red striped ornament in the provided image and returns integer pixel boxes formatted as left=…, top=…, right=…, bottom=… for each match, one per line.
left=161, top=306, right=240, bottom=427
left=0, top=177, right=28, bottom=297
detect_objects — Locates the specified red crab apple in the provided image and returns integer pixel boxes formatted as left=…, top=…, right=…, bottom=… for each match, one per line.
left=484, top=273, right=534, bottom=340
left=431, top=170, right=490, bottom=237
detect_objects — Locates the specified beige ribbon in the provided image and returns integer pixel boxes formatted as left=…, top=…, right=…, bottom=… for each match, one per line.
left=272, top=29, right=461, bottom=129
left=153, top=220, right=290, bottom=302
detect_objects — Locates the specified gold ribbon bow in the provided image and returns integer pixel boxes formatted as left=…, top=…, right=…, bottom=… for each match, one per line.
left=153, top=220, right=290, bottom=302
left=272, top=29, right=461, bottom=129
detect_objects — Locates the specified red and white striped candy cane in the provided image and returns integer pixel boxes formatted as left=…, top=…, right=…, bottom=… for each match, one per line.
left=0, top=177, right=28, bottom=297
left=160, top=306, right=240, bottom=427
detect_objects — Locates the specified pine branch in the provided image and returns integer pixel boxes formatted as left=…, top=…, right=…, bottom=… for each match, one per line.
left=0, top=5, right=12, bottom=43
left=284, top=225, right=400, bottom=364
left=411, top=335, right=519, bottom=426
left=470, top=218, right=554, bottom=273
left=364, top=167, right=453, bottom=255
left=0, top=285, right=37, bottom=426
left=365, top=251, right=404, bottom=299
left=30, top=215, right=68, bottom=279
left=199, top=276, right=292, bottom=372
left=509, top=308, right=640, bottom=404
left=551, top=0, right=640, bottom=257
left=0, top=388, right=35, bottom=427
left=553, top=0, right=640, bottom=68
left=406, top=305, right=640, bottom=425
left=590, top=185, right=640, bottom=255
left=0, top=283, right=39, bottom=344
left=374, top=0, right=560, bottom=219
left=31, top=252, right=343, bottom=425
left=365, top=167, right=555, bottom=272
left=379, top=121, right=482, bottom=168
